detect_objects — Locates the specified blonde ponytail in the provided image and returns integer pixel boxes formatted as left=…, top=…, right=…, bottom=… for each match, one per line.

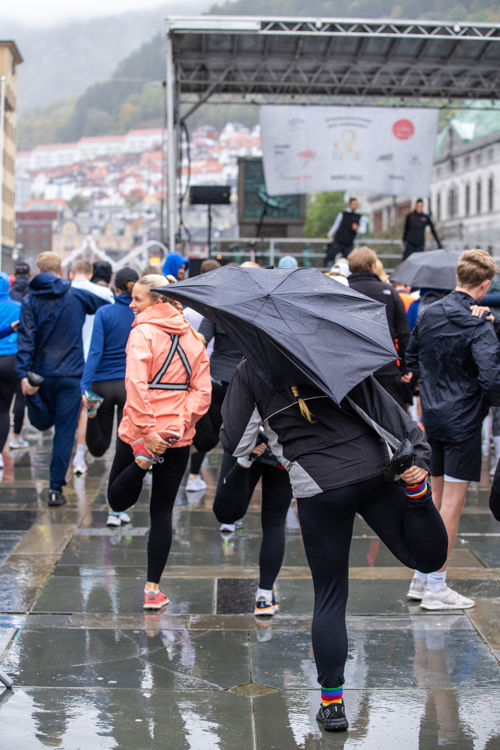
left=291, top=385, right=315, bottom=423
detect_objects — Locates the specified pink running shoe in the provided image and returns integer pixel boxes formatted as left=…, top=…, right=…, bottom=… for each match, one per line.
left=143, top=590, right=169, bottom=610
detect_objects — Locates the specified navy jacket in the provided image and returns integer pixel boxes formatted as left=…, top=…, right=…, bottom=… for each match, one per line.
left=406, top=290, right=500, bottom=441
left=81, top=293, right=134, bottom=393
left=16, top=273, right=110, bottom=379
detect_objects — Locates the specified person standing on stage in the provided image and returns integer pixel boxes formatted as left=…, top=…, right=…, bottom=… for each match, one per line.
left=326, top=197, right=367, bottom=263
left=402, top=199, right=441, bottom=260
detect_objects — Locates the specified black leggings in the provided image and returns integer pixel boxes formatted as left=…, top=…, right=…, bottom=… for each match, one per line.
left=107, top=438, right=190, bottom=582
left=213, top=451, right=293, bottom=589
left=86, top=380, right=126, bottom=457
left=297, top=475, right=448, bottom=689
left=190, top=380, right=228, bottom=473
left=0, top=355, right=18, bottom=451
left=13, top=382, right=25, bottom=435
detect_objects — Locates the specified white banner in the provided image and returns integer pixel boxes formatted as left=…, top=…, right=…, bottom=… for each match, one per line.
left=259, top=106, right=439, bottom=197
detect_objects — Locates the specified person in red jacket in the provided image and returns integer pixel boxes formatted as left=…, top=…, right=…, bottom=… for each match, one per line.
left=107, top=274, right=211, bottom=610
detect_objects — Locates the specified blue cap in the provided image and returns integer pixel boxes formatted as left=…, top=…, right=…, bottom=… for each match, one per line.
left=278, top=255, right=298, bottom=269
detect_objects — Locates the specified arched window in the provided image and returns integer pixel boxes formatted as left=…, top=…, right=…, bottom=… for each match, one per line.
left=447, top=187, right=458, bottom=218
left=437, top=193, right=441, bottom=220
left=465, top=183, right=471, bottom=216
left=488, top=175, right=494, bottom=213
left=476, top=180, right=482, bottom=214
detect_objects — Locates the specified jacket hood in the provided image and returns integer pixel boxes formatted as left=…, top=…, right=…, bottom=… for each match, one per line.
left=115, top=292, right=132, bottom=306
left=29, top=272, right=70, bottom=298
left=0, top=272, right=9, bottom=298
left=162, top=252, right=189, bottom=279
left=442, top=290, right=487, bottom=329
left=133, top=301, right=189, bottom=334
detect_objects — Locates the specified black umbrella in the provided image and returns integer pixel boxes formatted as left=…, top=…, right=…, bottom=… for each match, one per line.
left=390, top=248, right=461, bottom=290
left=156, top=266, right=397, bottom=404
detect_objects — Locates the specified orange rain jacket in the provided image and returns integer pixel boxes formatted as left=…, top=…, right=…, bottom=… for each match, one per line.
left=118, top=302, right=211, bottom=447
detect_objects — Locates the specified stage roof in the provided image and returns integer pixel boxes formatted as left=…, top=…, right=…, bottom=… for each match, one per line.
left=166, top=16, right=500, bottom=110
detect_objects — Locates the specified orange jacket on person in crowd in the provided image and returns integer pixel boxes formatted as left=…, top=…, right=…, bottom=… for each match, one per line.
left=119, top=302, right=211, bottom=447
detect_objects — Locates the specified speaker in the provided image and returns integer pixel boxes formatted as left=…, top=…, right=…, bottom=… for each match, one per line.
left=190, top=185, right=231, bottom=205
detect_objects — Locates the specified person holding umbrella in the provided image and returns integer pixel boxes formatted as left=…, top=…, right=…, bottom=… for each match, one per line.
left=156, top=266, right=448, bottom=732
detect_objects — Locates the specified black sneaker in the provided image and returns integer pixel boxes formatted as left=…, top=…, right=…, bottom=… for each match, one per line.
left=48, top=489, right=67, bottom=507
left=316, top=701, right=349, bottom=732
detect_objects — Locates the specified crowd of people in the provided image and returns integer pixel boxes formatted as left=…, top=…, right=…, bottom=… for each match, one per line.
left=1, top=240, right=499, bottom=734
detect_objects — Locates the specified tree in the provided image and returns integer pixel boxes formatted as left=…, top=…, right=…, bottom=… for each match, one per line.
left=303, top=192, right=346, bottom=238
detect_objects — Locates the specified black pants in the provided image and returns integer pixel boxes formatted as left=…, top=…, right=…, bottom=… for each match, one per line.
left=326, top=242, right=353, bottom=263
left=190, top=380, right=228, bottom=474
left=489, top=460, right=500, bottom=521
left=86, top=380, right=126, bottom=457
left=13, top=382, right=25, bottom=435
left=108, top=438, right=190, bottom=582
left=0, top=354, right=17, bottom=451
left=297, top=475, right=447, bottom=689
left=213, top=451, right=293, bottom=589
left=403, top=242, right=424, bottom=260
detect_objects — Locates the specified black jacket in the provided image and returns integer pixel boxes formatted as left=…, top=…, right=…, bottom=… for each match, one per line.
left=220, top=360, right=431, bottom=498
left=348, top=271, right=410, bottom=376
left=403, top=211, right=440, bottom=247
left=406, top=290, right=500, bottom=441
left=9, top=275, right=30, bottom=302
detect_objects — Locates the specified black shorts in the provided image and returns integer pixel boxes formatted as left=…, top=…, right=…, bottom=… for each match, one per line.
left=428, top=432, right=482, bottom=482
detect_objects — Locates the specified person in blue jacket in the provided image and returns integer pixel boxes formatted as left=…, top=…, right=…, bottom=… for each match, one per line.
left=0, top=272, right=21, bottom=469
left=16, top=252, right=110, bottom=507
left=81, top=267, right=139, bottom=525
left=162, top=252, right=189, bottom=280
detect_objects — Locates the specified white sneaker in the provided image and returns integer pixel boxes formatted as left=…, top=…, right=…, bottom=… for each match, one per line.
left=186, top=475, right=207, bottom=492
left=9, top=436, right=29, bottom=449
left=407, top=578, right=426, bottom=601
left=73, top=460, right=88, bottom=475
left=106, top=511, right=122, bottom=527
left=119, top=511, right=131, bottom=524
left=420, top=584, right=475, bottom=611
left=220, top=523, right=236, bottom=533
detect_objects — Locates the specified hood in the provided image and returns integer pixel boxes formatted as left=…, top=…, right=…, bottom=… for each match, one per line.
left=29, top=272, right=70, bottom=298
left=0, top=272, right=9, bottom=298
left=115, top=293, right=132, bottom=306
left=442, top=290, right=487, bottom=329
left=133, top=301, right=189, bottom=334
left=162, top=252, right=189, bottom=279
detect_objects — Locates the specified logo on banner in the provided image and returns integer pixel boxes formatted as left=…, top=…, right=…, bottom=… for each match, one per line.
left=332, top=129, right=360, bottom=161
left=392, top=119, right=415, bottom=140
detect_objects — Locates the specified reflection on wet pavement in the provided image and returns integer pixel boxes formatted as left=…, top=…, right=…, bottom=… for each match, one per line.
left=0, top=435, right=499, bottom=748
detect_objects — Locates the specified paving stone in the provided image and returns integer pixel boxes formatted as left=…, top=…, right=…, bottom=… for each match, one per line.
left=0, top=688, right=255, bottom=749
left=2, top=628, right=251, bottom=689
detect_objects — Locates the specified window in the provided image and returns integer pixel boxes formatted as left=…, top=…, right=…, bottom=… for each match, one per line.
left=464, top=155, right=470, bottom=169
left=465, top=183, right=471, bottom=216
left=476, top=152, right=482, bottom=166
left=477, top=180, right=482, bottom=214
left=448, top=187, right=458, bottom=218
left=488, top=175, right=494, bottom=213
left=437, top=193, right=441, bottom=220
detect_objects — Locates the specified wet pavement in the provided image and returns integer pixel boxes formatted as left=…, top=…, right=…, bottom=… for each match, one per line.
left=0, top=432, right=499, bottom=749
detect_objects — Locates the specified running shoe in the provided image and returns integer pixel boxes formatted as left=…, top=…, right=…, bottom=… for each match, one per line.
left=185, top=475, right=207, bottom=492
left=85, top=390, right=104, bottom=417
left=316, top=701, right=349, bottom=732
left=9, top=436, right=29, bottom=449
left=220, top=523, right=236, bottom=533
left=106, top=511, right=122, bottom=527
left=254, top=597, right=279, bottom=617
left=119, top=511, right=131, bottom=525
left=420, top=584, right=474, bottom=610
left=143, top=590, right=169, bottom=610
left=73, top=459, right=88, bottom=475
left=407, top=577, right=426, bottom=601
left=48, top=489, right=67, bottom=507
left=0, top=454, right=4, bottom=470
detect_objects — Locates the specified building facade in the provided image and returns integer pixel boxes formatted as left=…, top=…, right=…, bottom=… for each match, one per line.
left=0, top=40, right=23, bottom=270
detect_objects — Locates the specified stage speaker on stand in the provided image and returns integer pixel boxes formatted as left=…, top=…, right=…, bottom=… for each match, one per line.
left=190, top=186, right=231, bottom=254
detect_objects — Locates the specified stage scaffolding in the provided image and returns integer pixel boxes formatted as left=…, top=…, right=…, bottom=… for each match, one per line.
left=164, top=15, right=500, bottom=252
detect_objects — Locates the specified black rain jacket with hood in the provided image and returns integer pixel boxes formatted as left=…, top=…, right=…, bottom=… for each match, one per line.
left=406, top=290, right=500, bottom=442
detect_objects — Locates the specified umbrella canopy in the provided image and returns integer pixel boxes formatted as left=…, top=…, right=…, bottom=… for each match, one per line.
left=390, top=249, right=461, bottom=290
left=156, top=266, right=397, bottom=404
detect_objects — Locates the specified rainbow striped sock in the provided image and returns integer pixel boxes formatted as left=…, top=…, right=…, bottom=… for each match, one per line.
left=404, top=480, right=428, bottom=500
left=321, top=685, right=343, bottom=706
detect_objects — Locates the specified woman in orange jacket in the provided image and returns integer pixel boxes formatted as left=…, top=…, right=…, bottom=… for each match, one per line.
left=108, top=274, right=211, bottom=610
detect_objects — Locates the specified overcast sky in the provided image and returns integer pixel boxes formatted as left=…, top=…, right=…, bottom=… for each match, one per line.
left=2, top=0, right=172, bottom=26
